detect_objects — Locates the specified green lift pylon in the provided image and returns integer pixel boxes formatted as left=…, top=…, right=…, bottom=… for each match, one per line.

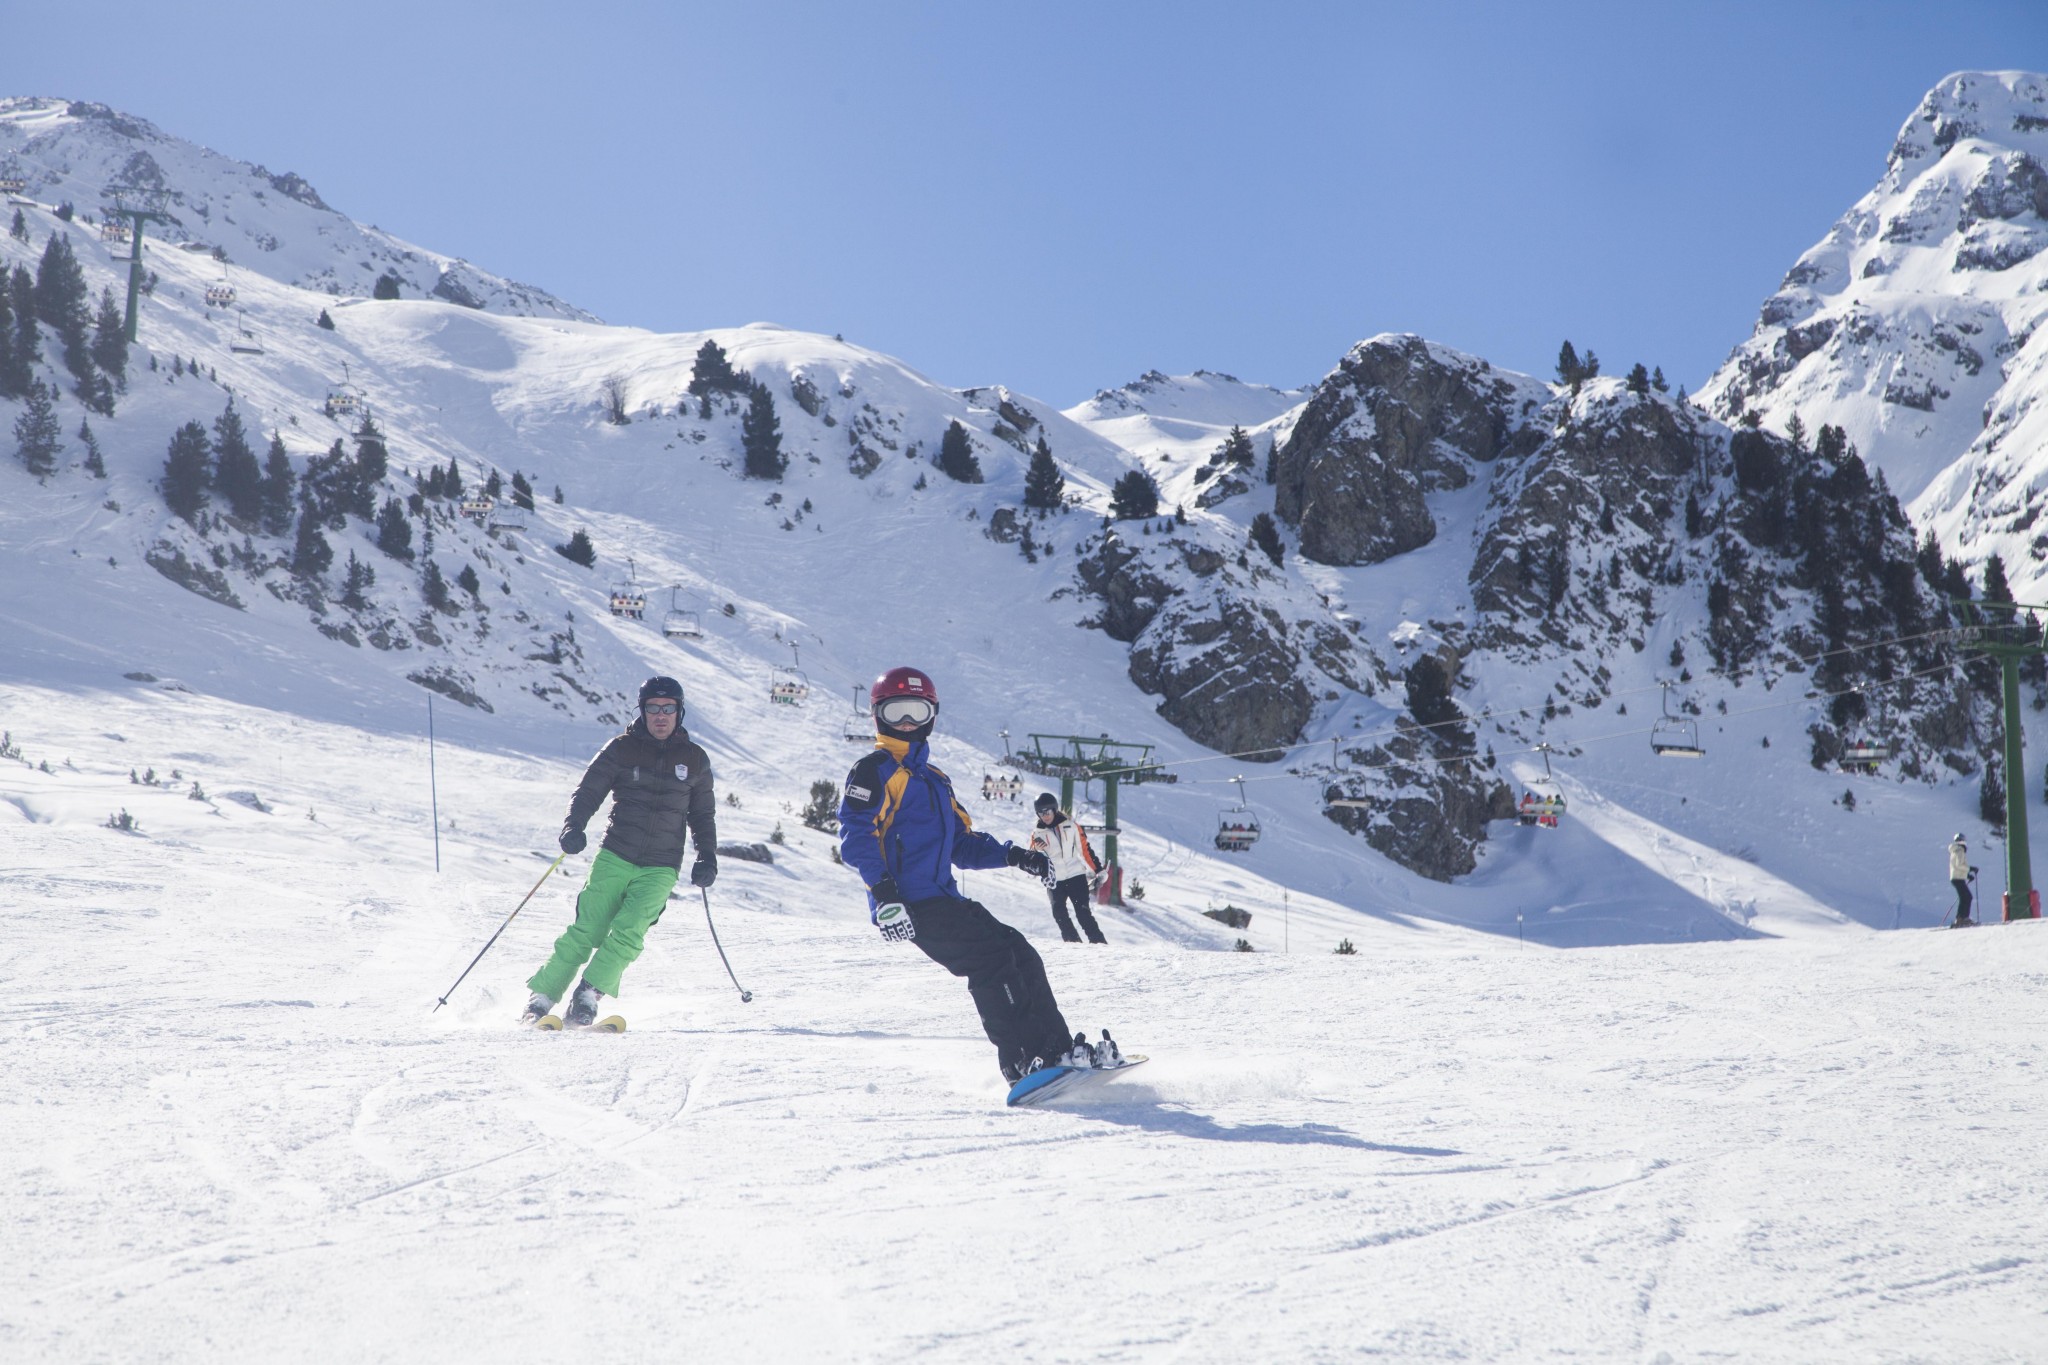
left=1954, top=599, right=2046, bottom=920
left=102, top=186, right=170, bottom=344
left=1003, top=733, right=1175, bottom=906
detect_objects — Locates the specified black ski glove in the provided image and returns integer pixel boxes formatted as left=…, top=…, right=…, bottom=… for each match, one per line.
left=559, top=826, right=588, bottom=855
left=690, top=855, right=718, bottom=888
left=870, top=877, right=914, bottom=942
left=1007, top=846, right=1052, bottom=879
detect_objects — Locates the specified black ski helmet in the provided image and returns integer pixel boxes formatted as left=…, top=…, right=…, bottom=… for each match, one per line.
left=1034, top=792, right=1060, bottom=816
left=638, top=675, right=685, bottom=717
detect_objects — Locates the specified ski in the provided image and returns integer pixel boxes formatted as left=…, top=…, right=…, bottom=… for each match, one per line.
left=1007, top=1055, right=1148, bottom=1108
left=528, top=1013, right=625, bottom=1032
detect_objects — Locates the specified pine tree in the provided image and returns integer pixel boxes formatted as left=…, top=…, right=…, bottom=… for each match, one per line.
left=351, top=416, right=388, bottom=517
left=372, top=272, right=402, bottom=300
left=89, top=286, right=127, bottom=389
left=1555, top=340, right=1583, bottom=386
left=11, top=378, right=60, bottom=477
left=1249, top=511, right=1284, bottom=566
left=33, top=232, right=88, bottom=335
left=1983, top=552, right=2014, bottom=606
left=290, top=510, right=333, bottom=580
left=482, top=469, right=502, bottom=499
left=934, top=419, right=983, bottom=484
left=78, top=416, right=105, bottom=478
left=1651, top=365, right=1669, bottom=393
left=510, top=471, right=535, bottom=511
left=455, top=564, right=481, bottom=597
left=161, top=419, right=212, bottom=521
left=211, top=399, right=264, bottom=523
left=443, top=456, right=463, bottom=498
left=1626, top=363, right=1650, bottom=395
left=1785, top=413, right=1808, bottom=452
left=1218, top=424, right=1255, bottom=467
left=1109, top=469, right=1160, bottom=520
left=375, top=498, right=414, bottom=560
left=316, top=308, right=335, bottom=330
left=556, top=528, right=596, bottom=566
left=339, top=550, right=376, bottom=609
left=1022, top=432, right=1065, bottom=510
left=741, top=381, right=786, bottom=480
left=1265, top=434, right=1283, bottom=485
left=687, top=338, right=747, bottom=396
left=7, top=209, right=24, bottom=242
left=260, top=433, right=296, bottom=535
left=0, top=280, right=15, bottom=401
left=422, top=558, right=453, bottom=613
left=9, top=266, right=38, bottom=374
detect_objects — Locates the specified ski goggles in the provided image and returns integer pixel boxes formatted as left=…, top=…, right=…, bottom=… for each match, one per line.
left=875, top=696, right=937, bottom=727
left=642, top=702, right=680, bottom=717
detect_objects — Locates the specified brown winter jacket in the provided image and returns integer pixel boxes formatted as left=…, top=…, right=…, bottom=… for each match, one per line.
left=564, top=718, right=717, bottom=872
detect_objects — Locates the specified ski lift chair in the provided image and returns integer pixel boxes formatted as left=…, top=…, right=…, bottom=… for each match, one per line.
left=460, top=496, right=495, bottom=523
left=607, top=586, right=646, bottom=619
left=1213, top=777, right=1261, bottom=852
left=841, top=685, right=871, bottom=741
left=661, top=587, right=703, bottom=640
left=205, top=282, right=236, bottom=308
left=0, top=175, right=24, bottom=196
left=1516, top=743, right=1567, bottom=828
left=770, top=643, right=810, bottom=705
left=325, top=389, right=359, bottom=418
left=100, top=220, right=130, bottom=244
left=1841, top=738, right=1891, bottom=775
left=1650, top=680, right=1705, bottom=758
left=229, top=310, right=264, bottom=355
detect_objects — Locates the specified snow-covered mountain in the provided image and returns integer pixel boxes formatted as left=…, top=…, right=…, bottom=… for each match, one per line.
left=0, top=97, right=591, bottom=319
left=1698, top=71, right=2048, bottom=595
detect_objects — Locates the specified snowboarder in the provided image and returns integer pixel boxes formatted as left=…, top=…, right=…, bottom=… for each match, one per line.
left=523, top=676, right=718, bottom=1027
left=1028, top=792, right=1107, bottom=944
left=1949, top=833, right=1976, bottom=927
left=838, top=666, right=1117, bottom=1081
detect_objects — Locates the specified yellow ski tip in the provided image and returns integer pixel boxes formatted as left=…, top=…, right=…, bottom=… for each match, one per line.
left=593, top=1015, right=627, bottom=1033
left=534, top=1015, right=565, bottom=1031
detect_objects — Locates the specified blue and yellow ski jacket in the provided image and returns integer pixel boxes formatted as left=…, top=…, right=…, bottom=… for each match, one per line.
left=838, top=735, right=1013, bottom=908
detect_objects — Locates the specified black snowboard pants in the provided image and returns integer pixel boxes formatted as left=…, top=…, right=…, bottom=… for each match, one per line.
left=909, top=894, right=1072, bottom=1078
left=1953, top=877, right=1973, bottom=922
left=1047, top=874, right=1106, bottom=944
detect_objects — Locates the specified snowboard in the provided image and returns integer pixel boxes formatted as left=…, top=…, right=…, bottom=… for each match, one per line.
left=531, top=1014, right=627, bottom=1033
left=1007, top=1055, right=1148, bottom=1108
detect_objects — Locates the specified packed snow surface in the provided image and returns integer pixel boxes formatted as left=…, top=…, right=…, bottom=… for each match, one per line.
left=3, top=683, right=2045, bottom=1364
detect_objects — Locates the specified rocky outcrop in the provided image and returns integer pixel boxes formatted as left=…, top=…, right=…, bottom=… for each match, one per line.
left=1273, top=335, right=1548, bottom=565
left=1322, top=727, right=1515, bottom=881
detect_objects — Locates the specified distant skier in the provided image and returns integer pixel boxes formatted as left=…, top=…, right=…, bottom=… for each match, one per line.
left=1028, top=792, right=1108, bottom=944
left=838, top=667, right=1118, bottom=1081
left=1949, top=833, right=1976, bottom=927
left=523, top=676, right=718, bottom=1026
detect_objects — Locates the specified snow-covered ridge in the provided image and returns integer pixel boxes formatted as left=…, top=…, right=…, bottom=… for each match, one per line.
left=0, top=96, right=592, bottom=321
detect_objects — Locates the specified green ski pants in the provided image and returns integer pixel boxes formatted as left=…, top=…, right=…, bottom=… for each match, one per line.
left=527, top=848, right=678, bottom=1000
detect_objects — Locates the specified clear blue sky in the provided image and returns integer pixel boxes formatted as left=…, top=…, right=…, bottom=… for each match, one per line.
left=11, top=1, right=2045, bottom=403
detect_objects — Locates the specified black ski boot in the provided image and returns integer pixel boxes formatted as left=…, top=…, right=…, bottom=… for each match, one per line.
left=522, top=992, right=554, bottom=1025
left=566, top=979, right=604, bottom=1028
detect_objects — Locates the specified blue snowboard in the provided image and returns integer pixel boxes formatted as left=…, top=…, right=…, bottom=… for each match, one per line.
left=1006, top=1056, right=1149, bottom=1108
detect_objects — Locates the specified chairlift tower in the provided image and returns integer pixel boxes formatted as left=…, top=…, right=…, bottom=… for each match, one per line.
left=1952, top=600, right=2047, bottom=921
left=1007, top=733, right=1176, bottom=905
left=101, top=185, right=171, bottom=344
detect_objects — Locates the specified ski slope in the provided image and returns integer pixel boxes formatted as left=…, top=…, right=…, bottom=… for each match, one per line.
left=3, top=680, right=2043, bottom=1363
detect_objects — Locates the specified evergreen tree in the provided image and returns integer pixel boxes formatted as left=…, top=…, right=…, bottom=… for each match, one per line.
left=1022, top=432, right=1065, bottom=510
left=316, top=308, right=335, bottom=330
left=211, top=399, right=264, bottom=523
left=740, top=381, right=787, bottom=480
left=1785, top=412, right=1808, bottom=453
left=7, top=208, right=24, bottom=242
left=423, top=464, right=445, bottom=498
left=455, top=563, right=481, bottom=598
left=935, top=419, right=982, bottom=484
left=1651, top=365, right=1669, bottom=393
left=687, top=338, right=747, bottom=396
left=9, top=266, right=38, bottom=374
left=482, top=469, right=502, bottom=499
left=161, top=420, right=212, bottom=520
left=422, top=557, right=453, bottom=613
left=1265, top=434, right=1282, bottom=485
left=1109, top=469, right=1160, bottom=520
left=443, top=456, right=463, bottom=499
left=1983, top=552, right=2014, bottom=607
left=372, top=272, right=402, bottom=300
left=78, top=416, right=105, bottom=478
left=0, top=280, right=14, bottom=400
left=1555, top=340, right=1583, bottom=386
left=510, top=470, right=535, bottom=511
left=1581, top=350, right=1600, bottom=379
left=1249, top=511, right=1284, bottom=566
left=350, top=416, right=388, bottom=517
left=33, top=232, right=87, bottom=335
left=553, top=485, right=563, bottom=504
left=260, top=433, right=296, bottom=535
left=89, top=287, right=128, bottom=389
left=375, top=498, right=414, bottom=560
left=339, top=550, right=375, bottom=610
left=556, top=528, right=596, bottom=566
left=1218, top=424, right=1255, bottom=467
left=1626, top=362, right=1650, bottom=395
left=11, top=378, right=60, bottom=477
left=290, top=509, right=333, bottom=580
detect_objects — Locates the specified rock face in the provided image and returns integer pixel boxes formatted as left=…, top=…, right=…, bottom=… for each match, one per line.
left=1273, top=335, right=1548, bottom=565
left=1323, top=726, right=1516, bottom=882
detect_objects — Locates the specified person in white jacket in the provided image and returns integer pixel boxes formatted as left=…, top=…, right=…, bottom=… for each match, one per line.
left=1949, top=833, right=1976, bottom=927
left=1029, top=792, right=1108, bottom=944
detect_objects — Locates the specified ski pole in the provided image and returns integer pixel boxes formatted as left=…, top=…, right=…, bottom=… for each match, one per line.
left=702, top=886, right=753, bottom=1003
left=431, top=853, right=567, bottom=1012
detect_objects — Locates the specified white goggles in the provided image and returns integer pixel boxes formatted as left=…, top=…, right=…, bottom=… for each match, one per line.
left=875, top=696, right=936, bottom=727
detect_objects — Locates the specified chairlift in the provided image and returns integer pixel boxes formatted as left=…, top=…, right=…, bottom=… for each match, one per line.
left=1214, top=775, right=1261, bottom=852
left=0, top=173, right=24, bottom=196
left=324, top=363, right=362, bottom=419
left=228, top=308, right=264, bottom=355
left=1650, top=679, right=1705, bottom=758
left=607, top=558, right=646, bottom=620
left=1841, top=737, right=1891, bottom=775
left=459, top=495, right=495, bottom=523
left=662, top=586, right=703, bottom=640
left=204, top=271, right=236, bottom=308
left=770, top=641, right=810, bottom=706
left=842, top=685, right=872, bottom=742
left=100, top=219, right=131, bottom=245
left=1517, top=742, right=1567, bottom=828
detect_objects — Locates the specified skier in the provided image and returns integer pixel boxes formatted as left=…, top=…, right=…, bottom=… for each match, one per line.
left=838, top=666, right=1118, bottom=1081
left=1028, top=792, right=1107, bottom=944
left=523, top=676, right=718, bottom=1026
left=1949, top=833, right=1976, bottom=927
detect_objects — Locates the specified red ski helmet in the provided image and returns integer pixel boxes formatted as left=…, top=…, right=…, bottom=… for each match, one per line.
left=870, top=666, right=939, bottom=738
left=870, top=666, right=938, bottom=710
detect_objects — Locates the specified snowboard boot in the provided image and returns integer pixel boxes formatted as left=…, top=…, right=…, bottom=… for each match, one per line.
left=522, top=992, right=554, bottom=1025
left=566, top=979, right=604, bottom=1028
left=1058, top=1031, right=1097, bottom=1069
left=1095, top=1029, right=1123, bottom=1068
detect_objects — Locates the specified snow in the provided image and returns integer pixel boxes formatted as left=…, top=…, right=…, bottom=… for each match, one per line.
left=2, top=89, right=2046, bottom=1361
